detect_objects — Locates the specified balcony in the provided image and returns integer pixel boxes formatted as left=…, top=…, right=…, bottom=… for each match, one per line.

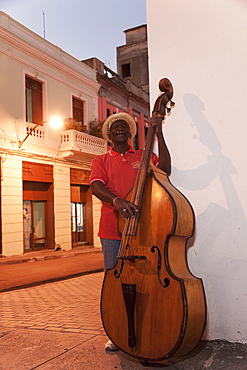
left=59, top=129, right=107, bottom=159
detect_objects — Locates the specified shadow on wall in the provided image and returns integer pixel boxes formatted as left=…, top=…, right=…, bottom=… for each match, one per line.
left=171, top=94, right=246, bottom=340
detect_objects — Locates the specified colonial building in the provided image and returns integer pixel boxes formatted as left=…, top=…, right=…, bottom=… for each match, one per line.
left=0, top=12, right=106, bottom=256
left=117, top=24, right=149, bottom=93
left=0, top=12, right=150, bottom=257
left=82, top=57, right=150, bottom=150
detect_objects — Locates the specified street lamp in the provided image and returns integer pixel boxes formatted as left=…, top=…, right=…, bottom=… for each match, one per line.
left=18, top=116, right=63, bottom=148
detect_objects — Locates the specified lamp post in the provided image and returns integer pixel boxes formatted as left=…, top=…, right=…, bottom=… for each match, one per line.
left=18, top=117, right=63, bottom=148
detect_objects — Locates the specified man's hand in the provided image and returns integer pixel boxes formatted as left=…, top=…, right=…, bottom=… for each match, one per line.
left=91, top=181, right=139, bottom=216
left=113, top=197, right=138, bottom=218
left=149, top=116, right=164, bottom=136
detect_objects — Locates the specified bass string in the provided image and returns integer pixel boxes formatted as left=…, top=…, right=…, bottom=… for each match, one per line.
left=119, top=125, right=156, bottom=259
left=119, top=214, right=135, bottom=258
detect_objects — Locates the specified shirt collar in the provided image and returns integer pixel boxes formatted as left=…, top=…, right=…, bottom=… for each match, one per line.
left=109, top=146, right=135, bottom=157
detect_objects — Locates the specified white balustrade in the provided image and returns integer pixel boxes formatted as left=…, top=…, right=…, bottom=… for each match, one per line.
left=60, top=129, right=107, bottom=156
left=22, top=126, right=107, bottom=157
left=26, top=124, right=45, bottom=139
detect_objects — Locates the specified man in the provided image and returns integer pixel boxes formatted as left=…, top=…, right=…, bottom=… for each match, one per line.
left=89, top=112, right=171, bottom=350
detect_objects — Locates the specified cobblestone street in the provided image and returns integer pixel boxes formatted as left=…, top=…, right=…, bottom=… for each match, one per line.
left=0, top=272, right=247, bottom=370
left=0, top=273, right=104, bottom=336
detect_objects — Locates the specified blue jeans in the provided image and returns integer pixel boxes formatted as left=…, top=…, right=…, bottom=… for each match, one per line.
left=100, top=238, right=121, bottom=273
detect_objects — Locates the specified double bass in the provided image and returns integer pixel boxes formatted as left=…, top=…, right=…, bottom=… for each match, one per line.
left=101, top=78, right=206, bottom=365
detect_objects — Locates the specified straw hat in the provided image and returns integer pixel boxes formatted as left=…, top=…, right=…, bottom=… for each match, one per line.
left=102, top=112, right=137, bottom=141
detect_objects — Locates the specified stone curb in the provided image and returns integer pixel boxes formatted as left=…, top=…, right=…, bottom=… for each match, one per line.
left=0, top=248, right=101, bottom=265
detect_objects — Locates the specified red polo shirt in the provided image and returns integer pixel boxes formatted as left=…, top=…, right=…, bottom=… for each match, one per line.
left=89, top=147, right=159, bottom=240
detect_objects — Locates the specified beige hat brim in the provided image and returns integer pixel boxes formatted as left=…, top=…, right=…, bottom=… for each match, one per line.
left=102, top=112, right=137, bottom=141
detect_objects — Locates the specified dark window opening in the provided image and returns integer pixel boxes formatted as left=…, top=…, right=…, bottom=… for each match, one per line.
left=25, top=76, right=43, bottom=124
left=133, top=123, right=139, bottom=150
left=122, top=63, right=131, bottom=78
left=73, top=97, right=84, bottom=127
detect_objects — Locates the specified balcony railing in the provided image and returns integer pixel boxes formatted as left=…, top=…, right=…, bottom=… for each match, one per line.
left=26, top=123, right=45, bottom=140
left=59, top=129, right=107, bottom=157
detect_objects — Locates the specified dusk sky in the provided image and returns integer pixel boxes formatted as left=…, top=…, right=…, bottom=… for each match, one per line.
left=0, top=0, right=146, bottom=71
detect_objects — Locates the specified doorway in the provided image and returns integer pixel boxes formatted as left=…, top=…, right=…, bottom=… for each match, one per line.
left=23, top=179, right=54, bottom=252
left=70, top=184, right=93, bottom=247
left=23, top=200, right=46, bottom=251
left=71, top=202, right=86, bottom=244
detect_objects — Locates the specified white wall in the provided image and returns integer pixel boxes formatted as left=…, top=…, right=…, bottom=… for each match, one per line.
left=147, top=0, right=247, bottom=343
left=1, top=158, right=23, bottom=256
left=53, top=164, right=72, bottom=251
left=92, top=195, right=102, bottom=249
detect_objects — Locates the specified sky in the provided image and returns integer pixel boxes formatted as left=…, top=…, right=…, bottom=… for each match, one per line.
left=0, top=0, right=146, bottom=72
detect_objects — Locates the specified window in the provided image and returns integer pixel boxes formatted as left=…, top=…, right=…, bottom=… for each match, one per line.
left=73, top=97, right=84, bottom=126
left=133, top=123, right=139, bottom=150
left=25, top=76, right=43, bottom=124
left=121, top=63, right=131, bottom=78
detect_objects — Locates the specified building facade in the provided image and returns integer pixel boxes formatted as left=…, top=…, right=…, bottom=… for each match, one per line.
left=117, top=25, right=149, bottom=94
left=0, top=12, right=106, bottom=256
left=82, top=57, right=150, bottom=150
left=0, top=13, right=151, bottom=257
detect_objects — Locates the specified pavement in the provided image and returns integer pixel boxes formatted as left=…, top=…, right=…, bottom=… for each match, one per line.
left=0, top=246, right=104, bottom=292
left=0, top=247, right=247, bottom=369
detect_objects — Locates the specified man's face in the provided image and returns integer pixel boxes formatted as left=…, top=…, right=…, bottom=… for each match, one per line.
left=109, top=120, right=131, bottom=143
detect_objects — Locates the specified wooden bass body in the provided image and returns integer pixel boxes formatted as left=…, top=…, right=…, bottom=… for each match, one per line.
left=101, top=165, right=206, bottom=363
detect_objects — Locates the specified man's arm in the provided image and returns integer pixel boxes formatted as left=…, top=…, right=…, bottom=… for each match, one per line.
left=151, top=116, right=171, bottom=175
left=90, top=180, right=138, bottom=218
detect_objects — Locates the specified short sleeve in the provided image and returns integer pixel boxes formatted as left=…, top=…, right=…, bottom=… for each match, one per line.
left=89, top=156, right=108, bottom=184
